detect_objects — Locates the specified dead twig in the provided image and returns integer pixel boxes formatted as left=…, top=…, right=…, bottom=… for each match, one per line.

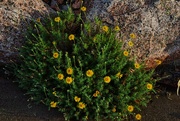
left=177, top=80, right=180, bottom=96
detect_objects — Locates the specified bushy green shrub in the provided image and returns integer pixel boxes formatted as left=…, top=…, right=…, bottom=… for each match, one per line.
left=14, top=7, right=155, bottom=121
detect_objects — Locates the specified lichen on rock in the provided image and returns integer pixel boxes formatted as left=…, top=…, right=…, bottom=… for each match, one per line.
left=87, top=0, right=180, bottom=69
left=0, top=0, right=56, bottom=65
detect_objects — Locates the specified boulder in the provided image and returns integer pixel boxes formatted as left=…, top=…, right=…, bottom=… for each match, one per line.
left=0, top=0, right=94, bottom=66
left=0, top=0, right=179, bottom=69
left=87, top=0, right=180, bottom=69
left=0, top=0, right=55, bottom=65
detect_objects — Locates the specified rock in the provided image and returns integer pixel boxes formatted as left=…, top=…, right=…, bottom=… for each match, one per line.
left=1, top=0, right=179, bottom=69
left=44, top=0, right=83, bottom=13
left=0, top=0, right=94, bottom=66
left=0, top=0, right=56, bottom=65
left=87, top=0, right=180, bottom=69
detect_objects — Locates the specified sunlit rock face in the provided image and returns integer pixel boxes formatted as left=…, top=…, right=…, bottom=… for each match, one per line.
left=0, top=0, right=179, bottom=69
left=87, top=0, right=180, bottom=69
left=0, top=0, right=55, bottom=65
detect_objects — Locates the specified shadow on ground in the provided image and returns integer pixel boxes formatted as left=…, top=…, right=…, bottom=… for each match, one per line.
left=0, top=75, right=180, bottom=121
left=0, top=76, right=65, bottom=121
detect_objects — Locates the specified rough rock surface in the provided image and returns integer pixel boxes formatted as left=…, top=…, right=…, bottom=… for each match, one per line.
left=87, top=0, right=180, bottom=68
left=0, top=0, right=55, bottom=65
left=0, top=0, right=93, bottom=66
left=0, top=0, right=179, bottom=69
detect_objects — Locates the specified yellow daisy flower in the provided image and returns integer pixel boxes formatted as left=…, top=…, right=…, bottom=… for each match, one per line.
left=66, top=77, right=73, bottom=84
left=81, top=6, right=87, bottom=12
left=50, top=101, right=57, bottom=108
left=86, top=70, right=94, bottom=77
left=102, top=25, right=109, bottom=32
left=93, top=93, right=98, bottom=97
left=147, top=83, right=153, bottom=90
left=116, top=72, right=123, bottom=78
left=85, top=116, right=88, bottom=120
left=66, top=67, right=73, bottom=75
left=58, top=73, right=64, bottom=80
left=114, top=26, right=120, bottom=31
left=74, top=96, right=81, bottom=102
left=134, top=62, right=140, bottom=69
left=95, top=90, right=100, bottom=95
left=155, top=59, right=162, bottom=65
left=123, top=51, right=129, bottom=57
left=36, top=18, right=41, bottom=22
left=128, top=41, right=134, bottom=47
left=93, top=90, right=100, bottom=97
left=104, top=76, right=111, bottom=83
left=130, top=33, right=136, bottom=39
left=54, top=17, right=61, bottom=22
left=52, top=91, right=57, bottom=96
left=52, top=41, right=56, bottom=45
left=53, top=52, right=59, bottom=58
left=127, top=105, right=134, bottom=112
left=112, top=107, right=116, bottom=112
left=93, top=37, right=97, bottom=42
left=135, top=114, right=142, bottom=120
left=78, top=102, right=86, bottom=109
left=68, top=34, right=75, bottom=41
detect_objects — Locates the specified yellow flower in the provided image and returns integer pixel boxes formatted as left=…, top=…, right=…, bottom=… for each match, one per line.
left=66, top=77, right=73, bottom=84
left=114, top=26, right=120, bottom=31
left=130, top=33, right=136, bottom=39
left=93, top=90, right=100, bottom=97
left=147, top=83, right=153, bottom=90
left=53, top=52, right=59, bottom=58
left=52, top=41, right=56, bottom=45
left=52, top=91, right=57, bottom=96
left=86, top=70, right=94, bottom=77
left=123, top=51, right=129, bottom=57
left=78, top=102, right=86, bottom=109
left=102, top=25, right=109, bottom=32
left=127, top=105, right=134, bottom=112
left=68, top=34, right=75, bottom=41
left=93, top=37, right=97, bottom=43
left=128, top=41, right=134, bottom=47
left=66, top=67, right=73, bottom=75
left=112, top=107, right=116, bottom=112
left=81, top=6, right=87, bottom=12
left=85, top=116, right=88, bottom=120
left=58, top=73, right=64, bottom=80
left=36, top=18, right=41, bottom=22
left=50, top=101, right=57, bottom=108
left=104, top=76, right=111, bottom=83
left=74, top=96, right=81, bottom=102
left=116, top=72, right=123, bottom=78
left=93, top=93, right=98, bottom=97
left=134, top=62, right=140, bottom=69
left=135, top=114, right=142, bottom=120
left=155, top=59, right=162, bottom=65
left=54, top=17, right=61, bottom=22
left=95, top=90, right=100, bottom=95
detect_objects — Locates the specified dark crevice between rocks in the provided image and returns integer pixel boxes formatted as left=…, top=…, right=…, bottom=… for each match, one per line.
left=42, top=0, right=94, bottom=14
left=154, top=60, right=180, bottom=88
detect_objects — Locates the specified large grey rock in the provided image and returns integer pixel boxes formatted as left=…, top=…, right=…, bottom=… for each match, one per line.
left=0, top=0, right=55, bottom=65
left=87, top=0, right=180, bottom=69
left=0, top=0, right=179, bottom=69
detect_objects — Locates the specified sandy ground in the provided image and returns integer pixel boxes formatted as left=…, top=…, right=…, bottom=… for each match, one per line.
left=0, top=76, right=180, bottom=121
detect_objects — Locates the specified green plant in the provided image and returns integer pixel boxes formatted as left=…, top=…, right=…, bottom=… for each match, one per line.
left=14, top=7, right=155, bottom=121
